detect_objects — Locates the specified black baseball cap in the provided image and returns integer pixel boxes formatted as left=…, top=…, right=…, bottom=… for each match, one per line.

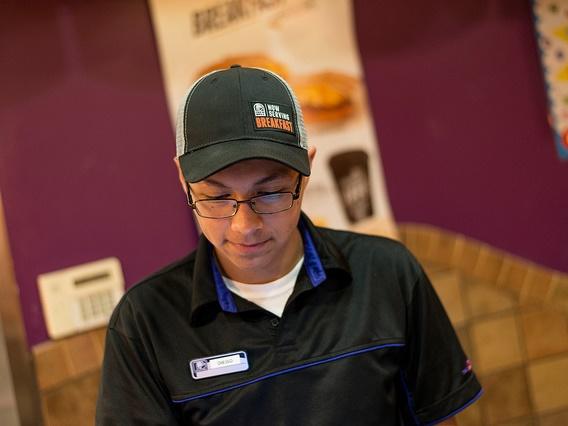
left=175, top=65, right=310, bottom=183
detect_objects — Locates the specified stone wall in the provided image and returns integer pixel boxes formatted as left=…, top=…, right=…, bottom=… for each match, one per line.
left=33, top=329, right=104, bottom=425
left=399, top=224, right=568, bottom=425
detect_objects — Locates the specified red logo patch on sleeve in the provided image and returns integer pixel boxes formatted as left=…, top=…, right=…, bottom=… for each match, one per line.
left=462, top=359, right=473, bottom=375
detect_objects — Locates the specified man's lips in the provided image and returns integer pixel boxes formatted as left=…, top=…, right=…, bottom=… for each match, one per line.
left=228, top=239, right=270, bottom=253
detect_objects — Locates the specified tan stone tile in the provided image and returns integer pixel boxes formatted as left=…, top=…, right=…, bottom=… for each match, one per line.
left=527, top=355, right=568, bottom=413
left=521, top=309, right=568, bottom=360
left=397, top=225, right=408, bottom=246
left=497, top=257, right=529, bottom=295
left=43, top=386, right=79, bottom=426
left=450, top=236, right=465, bottom=265
left=430, top=270, right=466, bottom=326
left=400, top=224, right=418, bottom=253
left=470, top=314, right=523, bottom=374
left=465, top=281, right=515, bottom=318
left=472, top=246, right=505, bottom=284
left=75, top=371, right=100, bottom=421
left=423, top=262, right=453, bottom=276
left=494, top=418, right=536, bottom=426
left=539, top=410, right=568, bottom=426
left=91, top=327, right=107, bottom=361
left=455, top=327, right=473, bottom=361
left=63, top=332, right=101, bottom=377
left=479, top=367, right=531, bottom=424
left=520, top=266, right=554, bottom=306
left=455, top=399, right=482, bottom=426
left=33, top=342, right=72, bottom=391
left=42, top=371, right=100, bottom=426
left=454, top=238, right=482, bottom=276
left=426, top=229, right=457, bottom=266
left=550, top=274, right=568, bottom=314
left=413, top=225, right=435, bottom=262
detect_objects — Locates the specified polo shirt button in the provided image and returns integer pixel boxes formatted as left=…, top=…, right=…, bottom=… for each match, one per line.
left=270, top=318, right=280, bottom=327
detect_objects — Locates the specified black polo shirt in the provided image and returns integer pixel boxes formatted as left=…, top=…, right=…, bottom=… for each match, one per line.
left=96, top=214, right=482, bottom=425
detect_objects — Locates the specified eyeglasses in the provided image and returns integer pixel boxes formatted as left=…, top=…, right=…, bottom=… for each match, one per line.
left=186, top=175, right=302, bottom=219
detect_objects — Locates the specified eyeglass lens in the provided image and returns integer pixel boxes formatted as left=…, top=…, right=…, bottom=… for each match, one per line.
left=195, top=193, right=294, bottom=218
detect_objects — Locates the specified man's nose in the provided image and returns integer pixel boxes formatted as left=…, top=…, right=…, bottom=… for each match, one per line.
left=230, top=202, right=263, bottom=234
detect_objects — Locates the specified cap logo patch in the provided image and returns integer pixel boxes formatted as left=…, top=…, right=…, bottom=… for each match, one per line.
left=251, top=102, right=295, bottom=134
left=253, top=103, right=266, bottom=116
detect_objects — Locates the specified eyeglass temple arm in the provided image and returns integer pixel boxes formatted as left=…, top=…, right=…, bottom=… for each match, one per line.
left=185, top=182, right=196, bottom=207
left=293, top=174, right=303, bottom=199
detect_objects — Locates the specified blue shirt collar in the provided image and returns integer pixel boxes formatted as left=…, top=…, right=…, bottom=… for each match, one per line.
left=210, top=218, right=327, bottom=313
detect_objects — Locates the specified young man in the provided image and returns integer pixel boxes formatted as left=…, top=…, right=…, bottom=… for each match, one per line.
left=96, top=65, right=481, bottom=425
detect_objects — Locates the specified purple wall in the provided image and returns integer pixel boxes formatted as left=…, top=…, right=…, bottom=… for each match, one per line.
left=354, top=0, right=568, bottom=273
left=0, top=2, right=198, bottom=346
left=1, top=0, right=566, bottom=347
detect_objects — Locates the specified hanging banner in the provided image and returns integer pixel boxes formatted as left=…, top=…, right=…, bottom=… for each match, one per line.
left=533, top=0, right=568, bottom=160
left=148, top=0, right=396, bottom=235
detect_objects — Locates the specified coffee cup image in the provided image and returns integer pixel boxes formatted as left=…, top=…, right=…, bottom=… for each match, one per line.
left=329, top=150, right=374, bottom=224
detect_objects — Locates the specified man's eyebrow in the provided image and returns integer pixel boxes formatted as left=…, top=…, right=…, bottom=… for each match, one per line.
left=201, top=173, right=292, bottom=188
left=254, top=173, right=292, bottom=186
left=198, top=178, right=230, bottom=189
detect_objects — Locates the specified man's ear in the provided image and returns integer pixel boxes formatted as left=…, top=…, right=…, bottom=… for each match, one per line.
left=307, top=146, right=317, bottom=168
left=299, top=146, right=317, bottom=196
left=173, top=157, right=188, bottom=195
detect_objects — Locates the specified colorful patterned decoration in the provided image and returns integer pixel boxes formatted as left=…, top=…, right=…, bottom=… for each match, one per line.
left=533, top=0, right=568, bottom=159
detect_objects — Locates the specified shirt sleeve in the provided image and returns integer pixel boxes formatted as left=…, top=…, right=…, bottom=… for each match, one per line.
left=400, top=261, right=482, bottom=425
left=95, top=298, right=181, bottom=425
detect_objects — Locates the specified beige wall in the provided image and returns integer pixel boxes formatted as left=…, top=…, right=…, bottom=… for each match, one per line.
left=0, top=314, right=19, bottom=426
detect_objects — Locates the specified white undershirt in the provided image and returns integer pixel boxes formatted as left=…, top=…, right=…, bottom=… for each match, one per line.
left=222, top=256, right=304, bottom=317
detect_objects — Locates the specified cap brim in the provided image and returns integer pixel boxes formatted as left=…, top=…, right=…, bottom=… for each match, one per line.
left=179, top=139, right=311, bottom=183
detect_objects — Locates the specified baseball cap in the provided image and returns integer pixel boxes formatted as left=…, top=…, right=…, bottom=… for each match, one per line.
left=176, top=65, right=310, bottom=183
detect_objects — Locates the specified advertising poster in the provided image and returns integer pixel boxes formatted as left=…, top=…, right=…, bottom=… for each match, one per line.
left=533, top=0, right=568, bottom=160
left=148, top=0, right=396, bottom=236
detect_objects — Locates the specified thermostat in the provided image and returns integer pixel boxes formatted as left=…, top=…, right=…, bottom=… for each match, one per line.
left=37, top=257, right=124, bottom=339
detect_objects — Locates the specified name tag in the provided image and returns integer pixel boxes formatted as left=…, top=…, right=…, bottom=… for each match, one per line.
left=190, top=351, right=249, bottom=380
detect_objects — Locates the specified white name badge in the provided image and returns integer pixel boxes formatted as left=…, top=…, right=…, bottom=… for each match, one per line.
left=190, top=351, right=249, bottom=380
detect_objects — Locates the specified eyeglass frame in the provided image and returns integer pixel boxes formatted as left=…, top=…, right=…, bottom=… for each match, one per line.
left=185, top=174, right=303, bottom=219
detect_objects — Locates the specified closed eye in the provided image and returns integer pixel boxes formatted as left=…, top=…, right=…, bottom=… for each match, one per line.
left=256, top=189, right=286, bottom=196
left=198, top=194, right=233, bottom=200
